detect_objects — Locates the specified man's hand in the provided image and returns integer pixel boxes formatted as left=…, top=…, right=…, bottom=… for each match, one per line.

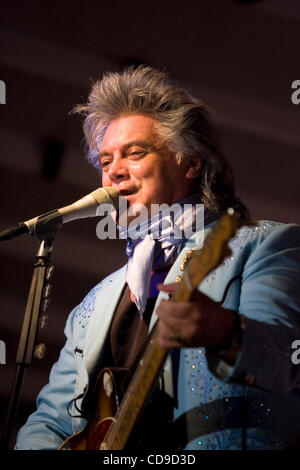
left=156, top=283, right=237, bottom=349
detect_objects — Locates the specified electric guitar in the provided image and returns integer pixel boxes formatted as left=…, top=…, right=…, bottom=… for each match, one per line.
left=60, top=208, right=248, bottom=450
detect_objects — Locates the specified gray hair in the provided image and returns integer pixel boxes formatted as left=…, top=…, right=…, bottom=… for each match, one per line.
left=75, top=66, right=248, bottom=217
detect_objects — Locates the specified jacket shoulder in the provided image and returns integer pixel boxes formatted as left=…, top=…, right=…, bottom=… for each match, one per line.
left=226, top=220, right=299, bottom=253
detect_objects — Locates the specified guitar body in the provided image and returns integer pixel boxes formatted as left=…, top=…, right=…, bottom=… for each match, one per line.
left=60, top=367, right=122, bottom=450
left=60, top=365, right=173, bottom=450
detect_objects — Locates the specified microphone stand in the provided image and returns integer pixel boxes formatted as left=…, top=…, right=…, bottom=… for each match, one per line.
left=1, top=219, right=61, bottom=450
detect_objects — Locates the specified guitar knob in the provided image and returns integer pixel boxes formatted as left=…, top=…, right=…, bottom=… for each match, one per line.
left=103, top=371, right=113, bottom=398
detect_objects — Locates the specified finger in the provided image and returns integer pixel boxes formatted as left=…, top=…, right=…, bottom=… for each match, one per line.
left=158, top=336, right=182, bottom=349
left=156, top=299, right=199, bottom=319
left=158, top=322, right=184, bottom=349
left=157, top=314, right=188, bottom=332
left=157, top=283, right=177, bottom=294
left=159, top=317, right=206, bottom=349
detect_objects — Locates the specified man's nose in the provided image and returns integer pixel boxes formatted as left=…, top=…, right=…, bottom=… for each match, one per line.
left=107, top=156, right=129, bottom=182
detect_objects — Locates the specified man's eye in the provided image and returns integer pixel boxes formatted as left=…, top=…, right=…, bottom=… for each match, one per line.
left=128, top=150, right=146, bottom=157
left=101, top=160, right=111, bottom=168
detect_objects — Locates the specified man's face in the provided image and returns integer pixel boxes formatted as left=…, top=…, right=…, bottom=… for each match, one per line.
left=100, top=114, right=198, bottom=222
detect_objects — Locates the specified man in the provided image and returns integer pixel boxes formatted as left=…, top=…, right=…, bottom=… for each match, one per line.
left=15, top=66, right=300, bottom=450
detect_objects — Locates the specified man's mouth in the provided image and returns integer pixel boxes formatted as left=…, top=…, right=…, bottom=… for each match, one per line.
left=119, top=188, right=138, bottom=196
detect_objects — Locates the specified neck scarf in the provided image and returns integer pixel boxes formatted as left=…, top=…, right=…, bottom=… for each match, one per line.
left=118, top=194, right=206, bottom=315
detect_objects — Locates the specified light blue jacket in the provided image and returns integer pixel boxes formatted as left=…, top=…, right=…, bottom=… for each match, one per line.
left=15, top=220, right=300, bottom=450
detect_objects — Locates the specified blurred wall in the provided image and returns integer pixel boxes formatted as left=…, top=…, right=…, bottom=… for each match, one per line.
left=0, top=0, right=299, bottom=448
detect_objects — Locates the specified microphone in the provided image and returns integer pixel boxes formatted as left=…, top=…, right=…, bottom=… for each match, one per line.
left=0, top=187, right=120, bottom=241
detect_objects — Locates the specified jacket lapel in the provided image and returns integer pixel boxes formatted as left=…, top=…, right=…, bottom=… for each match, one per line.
left=83, top=266, right=126, bottom=376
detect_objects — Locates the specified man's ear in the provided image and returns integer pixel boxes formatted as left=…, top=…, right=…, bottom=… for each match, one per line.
left=185, top=156, right=202, bottom=179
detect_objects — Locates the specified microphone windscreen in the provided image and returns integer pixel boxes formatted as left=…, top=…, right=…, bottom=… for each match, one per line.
left=90, top=187, right=120, bottom=208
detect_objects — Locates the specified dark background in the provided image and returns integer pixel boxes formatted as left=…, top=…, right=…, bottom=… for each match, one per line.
left=0, top=0, right=299, bottom=449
